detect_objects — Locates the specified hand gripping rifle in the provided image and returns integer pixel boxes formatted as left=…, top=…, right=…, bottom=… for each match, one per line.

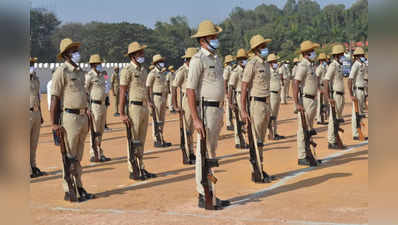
left=87, top=111, right=100, bottom=162
left=179, top=89, right=190, bottom=163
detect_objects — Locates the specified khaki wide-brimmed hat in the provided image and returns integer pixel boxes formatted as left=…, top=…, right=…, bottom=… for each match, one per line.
left=114, top=66, right=119, bottom=70
left=30, top=57, right=38, bottom=63
left=293, top=57, right=299, bottom=63
left=353, top=47, right=365, bottom=56
left=331, top=44, right=345, bottom=55
left=267, top=53, right=280, bottom=63
left=224, top=55, right=234, bottom=64
left=318, top=53, right=327, bottom=61
left=181, top=47, right=198, bottom=59
left=125, top=41, right=147, bottom=56
left=152, top=54, right=165, bottom=64
left=191, top=20, right=223, bottom=38
left=168, top=65, right=174, bottom=71
left=89, top=54, right=102, bottom=64
left=236, top=48, right=248, bottom=59
left=57, top=38, right=81, bottom=60
left=300, top=40, right=320, bottom=53
left=248, top=52, right=255, bottom=59
left=327, top=55, right=331, bottom=59
left=248, top=34, right=272, bottom=53
left=149, top=65, right=154, bottom=70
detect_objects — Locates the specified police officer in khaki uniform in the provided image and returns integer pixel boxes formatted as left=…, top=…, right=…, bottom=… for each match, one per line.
left=228, top=48, right=249, bottom=149
left=241, top=34, right=274, bottom=182
left=223, top=55, right=235, bottom=131
left=166, top=65, right=176, bottom=113
left=29, top=57, right=46, bottom=178
left=292, top=57, right=300, bottom=114
left=293, top=40, right=322, bottom=166
left=268, top=53, right=285, bottom=140
left=315, top=53, right=328, bottom=124
left=51, top=38, right=95, bottom=201
left=119, top=41, right=156, bottom=180
left=323, top=44, right=346, bottom=149
left=85, top=54, right=112, bottom=162
left=187, top=20, right=230, bottom=209
left=110, top=66, right=120, bottom=116
left=146, top=54, right=172, bottom=148
left=280, top=61, right=290, bottom=104
left=172, top=47, right=198, bottom=164
left=348, top=47, right=368, bottom=140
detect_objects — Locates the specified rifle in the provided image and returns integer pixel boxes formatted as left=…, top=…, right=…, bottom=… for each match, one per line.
left=87, top=112, right=100, bottom=162
left=124, top=119, right=142, bottom=179
left=320, top=92, right=326, bottom=124
left=331, top=103, right=344, bottom=149
left=150, top=103, right=165, bottom=145
left=232, top=89, right=246, bottom=146
left=246, top=96, right=267, bottom=182
left=353, top=99, right=365, bottom=141
left=57, top=127, right=78, bottom=202
left=200, top=97, right=219, bottom=210
left=179, top=89, right=189, bottom=163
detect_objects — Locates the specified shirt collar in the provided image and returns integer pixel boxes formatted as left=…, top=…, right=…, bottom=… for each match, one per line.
left=200, top=47, right=217, bottom=58
left=254, top=54, right=264, bottom=63
left=65, top=61, right=79, bottom=72
left=90, top=68, right=99, bottom=76
left=184, top=63, right=189, bottom=70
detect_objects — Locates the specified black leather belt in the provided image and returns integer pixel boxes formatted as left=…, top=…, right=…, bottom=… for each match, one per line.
left=153, top=92, right=162, bottom=96
left=203, top=101, right=220, bottom=107
left=65, top=108, right=86, bottom=115
left=30, top=107, right=34, bottom=111
left=304, top=94, right=315, bottom=99
left=91, top=100, right=102, bottom=105
left=271, top=91, right=279, bottom=94
left=130, top=101, right=143, bottom=106
left=364, top=79, right=368, bottom=82
left=335, top=91, right=344, bottom=95
left=250, top=96, right=267, bottom=102
left=356, top=87, right=365, bottom=91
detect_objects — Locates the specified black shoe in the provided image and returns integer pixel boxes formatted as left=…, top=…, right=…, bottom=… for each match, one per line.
left=170, top=109, right=177, bottom=114
left=236, top=143, right=249, bottom=149
left=32, top=167, right=46, bottom=177
left=198, top=194, right=223, bottom=210
left=294, top=110, right=298, bottom=114
left=141, top=169, right=157, bottom=179
left=328, top=143, right=345, bottom=150
left=89, top=156, right=100, bottom=163
left=298, top=158, right=321, bottom=167
left=77, top=187, right=95, bottom=201
left=273, top=134, right=285, bottom=140
left=129, top=172, right=142, bottom=180
left=251, top=172, right=271, bottom=183
left=100, top=155, right=111, bottom=162
left=309, top=129, right=317, bottom=136
left=189, top=153, right=196, bottom=164
left=114, top=113, right=120, bottom=117
left=263, top=171, right=276, bottom=181
left=353, top=136, right=368, bottom=141
left=216, top=198, right=231, bottom=207
left=64, top=192, right=79, bottom=202
left=154, top=141, right=172, bottom=148
left=226, top=125, right=234, bottom=131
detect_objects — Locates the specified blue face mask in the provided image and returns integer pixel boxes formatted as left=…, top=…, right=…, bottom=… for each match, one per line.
left=272, top=63, right=278, bottom=69
left=260, top=48, right=269, bottom=57
left=322, top=61, right=327, bottom=67
left=339, top=55, right=345, bottom=63
left=360, top=57, right=366, bottom=62
left=158, top=62, right=165, bottom=68
left=207, top=39, right=219, bottom=50
left=71, top=52, right=81, bottom=64
left=136, top=57, right=145, bottom=64
left=309, top=51, right=317, bottom=61
left=96, top=65, right=103, bottom=72
left=241, top=60, right=247, bottom=66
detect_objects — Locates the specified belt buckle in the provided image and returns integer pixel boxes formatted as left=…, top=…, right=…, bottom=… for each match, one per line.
left=80, top=109, right=86, bottom=115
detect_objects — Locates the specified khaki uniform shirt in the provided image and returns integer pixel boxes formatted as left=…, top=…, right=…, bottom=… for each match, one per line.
left=364, top=61, right=368, bottom=81
left=295, top=58, right=318, bottom=96
left=292, top=65, right=298, bottom=79
left=172, top=63, right=189, bottom=93
left=187, top=48, right=225, bottom=102
left=281, top=64, right=290, bottom=79
left=325, top=60, right=345, bottom=93
left=166, top=71, right=175, bottom=92
left=223, top=65, right=233, bottom=82
left=228, top=65, right=244, bottom=92
left=242, top=55, right=271, bottom=97
left=316, top=64, right=327, bottom=87
left=111, top=72, right=120, bottom=92
left=30, top=73, right=40, bottom=109
left=349, top=60, right=366, bottom=88
left=85, top=69, right=106, bottom=102
left=271, top=66, right=282, bottom=92
left=146, top=67, right=168, bottom=95
left=120, top=61, right=148, bottom=102
left=51, top=61, right=88, bottom=109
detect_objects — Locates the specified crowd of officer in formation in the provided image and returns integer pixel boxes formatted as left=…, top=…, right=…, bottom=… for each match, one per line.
left=29, top=20, right=368, bottom=209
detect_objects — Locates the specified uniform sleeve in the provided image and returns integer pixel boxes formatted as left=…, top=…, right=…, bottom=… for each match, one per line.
left=223, top=67, right=230, bottom=81
left=186, top=57, right=202, bottom=90
left=294, top=64, right=306, bottom=82
left=51, top=67, right=64, bottom=97
left=349, top=62, right=358, bottom=80
left=173, top=69, right=184, bottom=88
left=228, top=71, right=238, bottom=88
left=146, top=71, right=155, bottom=88
left=84, top=73, right=91, bottom=91
left=119, top=68, right=130, bottom=86
left=324, top=63, right=335, bottom=81
left=242, top=60, right=255, bottom=83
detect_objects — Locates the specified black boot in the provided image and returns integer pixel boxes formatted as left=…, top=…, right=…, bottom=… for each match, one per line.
left=328, top=143, right=345, bottom=150
left=141, top=169, right=157, bottom=179
left=273, top=134, right=285, bottom=140
left=198, top=194, right=223, bottom=210
left=298, top=158, right=321, bottom=167
left=189, top=153, right=196, bottom=164
left=77, top=187, right=95, bottom=201
left=100, top=155, right=111, bottom=162
left=309, top=129, right=317, bottom=136
left=226, top=125, right=234, bottom=131
left=32, top=167, right=46, bottom=177
left=353, top=136, right=368, bottom=141
left=251, top=172, right=271, bottom=183
left=64, top=192, right=79, bottom=202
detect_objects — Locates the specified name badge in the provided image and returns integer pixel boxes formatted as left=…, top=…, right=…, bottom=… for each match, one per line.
left=209, top=66, right=215, bottom=69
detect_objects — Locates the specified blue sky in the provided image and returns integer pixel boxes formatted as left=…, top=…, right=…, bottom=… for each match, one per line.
left=31, top=0, right=359, bottom=28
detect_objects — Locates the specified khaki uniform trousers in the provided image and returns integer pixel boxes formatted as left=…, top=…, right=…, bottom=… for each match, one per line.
left=113, top=88, right=119, bottom=114
left=270, top=92, right=281, bottom=134
left=196, top=106, right=223, bottom=195
left=89, top=103, right=107, bottom=158
left=327, top=92, right=345, bottom=143
left=233, top=92, right=244, bottom=145
left=225, top=95, right=232, bottom=127
left=182, top=95, right=194, bottom=154
left=352, top=89, right=365, bottom=138
left=297, top=97, right=317, bottom=159
left=167, top=91, right=174, bottom=111
left=316, top=89, right=330, bottom=122
left=250, top=98, right=271, bottom=146
left=281, top=80, right=289, bottom=104
left=62, top=112, right=89, bottom=192
left=127, top=103, right=149, bottom=171
left=151, top=95, right=166, bottom=140
left=30, top=110, right=41, bottom=169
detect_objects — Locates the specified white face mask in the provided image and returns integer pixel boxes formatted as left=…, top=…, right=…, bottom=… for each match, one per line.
left=158, top=62, right=165, bottom=68
left=71, top=52, right=81, bottom=64
left=241, top=60, right=247, bottom=66
left=136, top=57, right=145, bottom=64
left=339, top=55, right=345, bottom=63
left=29, top=66, right=35, bottom=74
left=272, top=63, right=278, bottom=70
left=309, top=51, right=317, bottom=61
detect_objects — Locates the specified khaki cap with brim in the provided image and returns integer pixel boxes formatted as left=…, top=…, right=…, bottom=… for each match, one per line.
left=30, top=57, right=38, bottom=63
left=224, top=55, right=234, bottom=64
left=149, top=65, right=154, bottom=70
left=293, top=57, right=299, bottom=63
left=191, top=20, right=223, bottom=38
left=248, top=34, right=272, bottom=53
left=267, top=53, right=280, bottom=63
left=168, top=65, right=174, bottom=71
left=152, top=54, right=165, bottom=64
left=300, top=40, right=320, bottom=53
left=318, top=53, right=327, bottom=60
left=89, top=54, right=102, bottom=64
left=114, top=66, right=119, bottom=69
left=57, top=38, right=81, bottom=60
left=125, top=42, right=147, bottom=56
left=236, top=48, right=248, bottom=59
left=353, top=47, right=365, bottom=56
left=331, top=44, right=345, bottom=55
left=182, top=47, right=198, bottom=59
